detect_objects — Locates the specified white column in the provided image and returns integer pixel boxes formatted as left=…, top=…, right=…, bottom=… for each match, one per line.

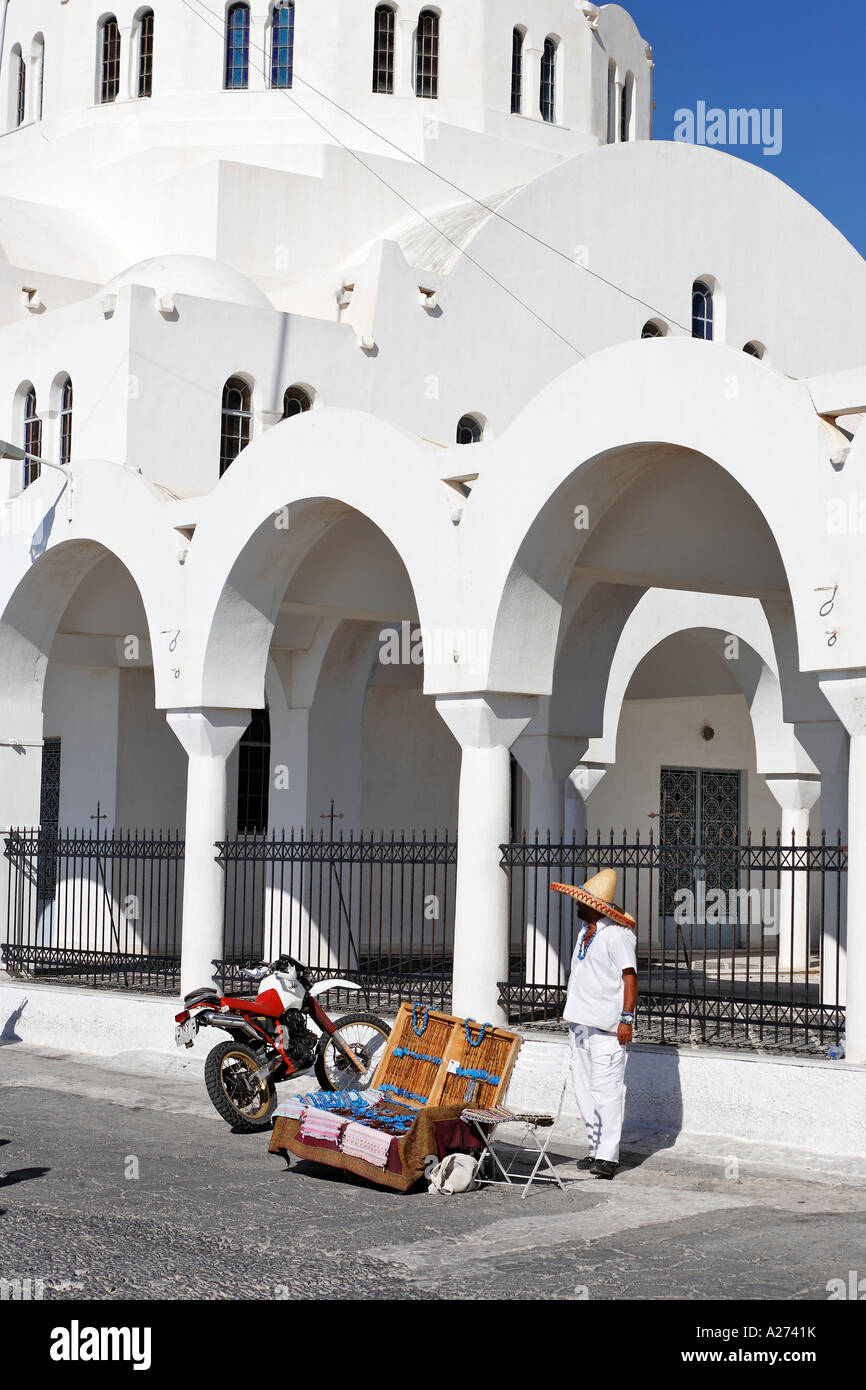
left=819, top=674, right=866, bottom=1063
left=512, top=734, right=588, bottom=988
left=765, top=777, right=821, bottom=975
left=436, top=694, right=536, bottom=1024
left=167, top=708, right=250, bottom=998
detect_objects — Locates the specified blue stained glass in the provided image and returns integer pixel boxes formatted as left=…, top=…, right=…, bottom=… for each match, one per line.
left=225, top=4, right=250, bottom=90
left=271, top=3, right=294, bottom=89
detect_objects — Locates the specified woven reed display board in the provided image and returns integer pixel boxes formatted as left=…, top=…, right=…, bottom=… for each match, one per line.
left=371, top=1003, right=521, bottom=1110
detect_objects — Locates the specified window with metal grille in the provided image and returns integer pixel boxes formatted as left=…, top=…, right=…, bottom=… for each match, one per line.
left=270, top=2, right=294, bottom=89
left=16, top=51, right=26, bottom=127
left=510, top=27, right=523, bottom=114
left=641, top=321, right=664, bottom=339
left=237, top=709, right=270, bottom=834
left=59, top=377, right=73, bottom=467
left=220, top=377, right=252, bottom=476
left=225, top=3, right=250, bottom=90
left=23, top=386, right=42, bottom=487
left=37, top=737, right=61, bottom=903
left=138, top=10, right=154, bottom=98
left=540, top=36, right=556, bottom=123
left=283, top=385, right=312, bottom=418
left=373, top=5, right=395, bottom=93
left=607, top=58, right=616, bottom=142
left=100, top=17, right=121, bottom=103
left=743, top=341, right=763, bottom=359
left=692, top=280, right=714, bottom=340
left=415, top=10, right=439, bottom=99
left=620, top=72, right=633, bottom=142
left=456, top=414, right=482, bottom=445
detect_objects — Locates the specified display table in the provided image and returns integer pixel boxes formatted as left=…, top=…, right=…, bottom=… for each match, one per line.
left=269, top=1103, right=482, bottom=1192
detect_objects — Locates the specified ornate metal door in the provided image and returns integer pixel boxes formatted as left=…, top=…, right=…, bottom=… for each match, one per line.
left=659, top=767, right=741, bottom=948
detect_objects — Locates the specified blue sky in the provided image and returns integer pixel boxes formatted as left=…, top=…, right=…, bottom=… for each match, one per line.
left=623, top=0, right=866, bottom=256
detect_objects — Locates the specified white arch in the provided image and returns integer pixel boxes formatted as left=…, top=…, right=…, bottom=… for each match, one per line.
left=582, top=589, right=817, bottom=776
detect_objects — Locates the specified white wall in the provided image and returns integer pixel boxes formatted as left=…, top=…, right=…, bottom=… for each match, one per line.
left=588, top=693, right=815, bottom=841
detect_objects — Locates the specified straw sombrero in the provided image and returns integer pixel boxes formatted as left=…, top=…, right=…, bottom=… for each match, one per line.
left=550, top=869, right=636, bottom=929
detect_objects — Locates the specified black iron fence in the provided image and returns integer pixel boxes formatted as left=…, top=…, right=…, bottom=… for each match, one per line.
left=216, top=828, right=456, bottom=1011
left=2, top=827, right=183, bottom=991
left=501, top=830, right=847, bottom=1051
left=2, top=824, right=848, bottom=1053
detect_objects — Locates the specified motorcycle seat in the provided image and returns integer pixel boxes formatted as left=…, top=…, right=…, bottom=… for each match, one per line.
left=221, top=989, right=286, bottom=1019
left=184, top=987, right=220, bottom=1008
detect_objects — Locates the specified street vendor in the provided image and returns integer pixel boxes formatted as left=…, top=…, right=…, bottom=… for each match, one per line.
left=551, top=870, right=638, bottom=1180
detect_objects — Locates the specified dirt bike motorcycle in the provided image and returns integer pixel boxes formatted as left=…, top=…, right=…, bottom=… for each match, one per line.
left=175, top=955, right=390, bottom=1132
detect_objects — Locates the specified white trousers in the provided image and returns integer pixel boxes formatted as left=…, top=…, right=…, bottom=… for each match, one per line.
left=569, top=1023, right=626, bottom=1163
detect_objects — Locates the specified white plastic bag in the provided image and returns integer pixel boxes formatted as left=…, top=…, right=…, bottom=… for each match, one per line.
left=427, top=1151, right=479, bottom=1195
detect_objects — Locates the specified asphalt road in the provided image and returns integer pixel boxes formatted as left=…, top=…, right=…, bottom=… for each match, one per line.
left=2, top=1043, right=866, bottom=1304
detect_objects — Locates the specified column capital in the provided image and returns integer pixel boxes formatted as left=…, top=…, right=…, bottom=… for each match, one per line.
left=819, top=672, right=866, bottom=737
left=435, top=693, right=537, bottom=751
left=568, top=762, right=609, bottom=803
left=166, top=707, right=251, bottom=759
left=512, top=732, right=587, bottom=782
left=764, top=776, right=821, bottom=813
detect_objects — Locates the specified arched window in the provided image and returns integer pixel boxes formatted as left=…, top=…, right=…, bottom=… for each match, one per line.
left=540, top=37, right=557, bottom=124
left=641, top=321, right=665, bottom=339
left=225, top=3, right=250, bottom=90
left=23, top=386, right=42, bottom=487
left=607, top=59, right=616, bottom=143
left=510, top=28, right=524, bottom=114
left=415, top=10, right=439, bottom=99
left=137, top=11, right=154, bottom=98
left=237, top=708, right=270, bottom=834
left=620, top=72, right=633, bottom=142
left=283, top=385, right=312, bottom=418
left=692, top=281, right=713, bottom=341
left=99, top=16, right=121, bottom=104
left=220, top=377, right=252, bottom=475
left=270, top=2, right=294, bottom=89
left=743, top=341, right=763, bottom=359
left=456, top=414, right=483, bottom=445
left=31, top=35, right=45, bottom=121
left=15, top=48, right=26, bottom=127
left=59, top=377, right=73, bottom=467
left=373, top=5, right=395, bottom=94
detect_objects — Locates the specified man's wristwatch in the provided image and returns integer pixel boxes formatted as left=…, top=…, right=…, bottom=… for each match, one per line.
left=620, top=1011, right=635, bottom=1025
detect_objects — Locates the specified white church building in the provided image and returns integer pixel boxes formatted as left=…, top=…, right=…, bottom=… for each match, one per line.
left=1, top=1, right=865, bottom=1069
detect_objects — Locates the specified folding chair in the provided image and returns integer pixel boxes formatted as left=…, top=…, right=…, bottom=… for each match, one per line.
left=461, top=1052, right=573, bottom=1199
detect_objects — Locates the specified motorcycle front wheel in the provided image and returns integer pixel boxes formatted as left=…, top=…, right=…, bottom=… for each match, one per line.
left=204, top=1039, right=277, bottom=1132
left=314, top=1012, right=391, bottom=1092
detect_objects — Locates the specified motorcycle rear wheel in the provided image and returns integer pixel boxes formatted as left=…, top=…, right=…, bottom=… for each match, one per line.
left=204, top=1039, right=277, bottom=1132
left=314, top=1011, right=391, bottom=1092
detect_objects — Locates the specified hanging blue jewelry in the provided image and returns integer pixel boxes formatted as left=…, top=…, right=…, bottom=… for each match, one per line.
left=411, top=1004, right=432, bottom=1036
left=463, top=1018, right=493, bottom=1047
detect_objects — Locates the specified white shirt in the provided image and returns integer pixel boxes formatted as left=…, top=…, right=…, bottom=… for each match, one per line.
left=563, top=917, right=637, bottom=1033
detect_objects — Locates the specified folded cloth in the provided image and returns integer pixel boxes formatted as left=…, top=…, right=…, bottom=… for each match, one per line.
left=340, top=1120, right=394, bottom=1169
left=299, top=1110, right=345, bottom=1144
left=273, top=1097, right=307, bottom=1120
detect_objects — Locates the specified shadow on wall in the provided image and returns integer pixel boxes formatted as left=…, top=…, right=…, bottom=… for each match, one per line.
left=622, top=1047, right=683, bottom=1161
left=1, top=995, right=27, bottom=1043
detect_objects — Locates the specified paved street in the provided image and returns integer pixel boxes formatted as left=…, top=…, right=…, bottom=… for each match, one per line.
left=1, top=1042, right=865, bottom=1303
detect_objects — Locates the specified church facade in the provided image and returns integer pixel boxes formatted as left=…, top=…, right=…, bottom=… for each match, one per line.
left=1, top=2, right=865, bottom=1060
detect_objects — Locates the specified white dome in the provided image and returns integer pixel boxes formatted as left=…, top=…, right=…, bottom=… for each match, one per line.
left=101, top=254, right=273, bottom=310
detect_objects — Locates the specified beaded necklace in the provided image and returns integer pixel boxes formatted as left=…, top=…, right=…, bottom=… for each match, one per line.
left=463, top=1018, right=493, bottom=1047
left=454, top=1064, right=500, bottom=1086
left=381, top=1082, right=428, bottom=1105
left=411, top=1004, right=432, bottom=1036
left=393, top=1046, right=442, bottom=1065
left=576, top=923, right=598, bottom=961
